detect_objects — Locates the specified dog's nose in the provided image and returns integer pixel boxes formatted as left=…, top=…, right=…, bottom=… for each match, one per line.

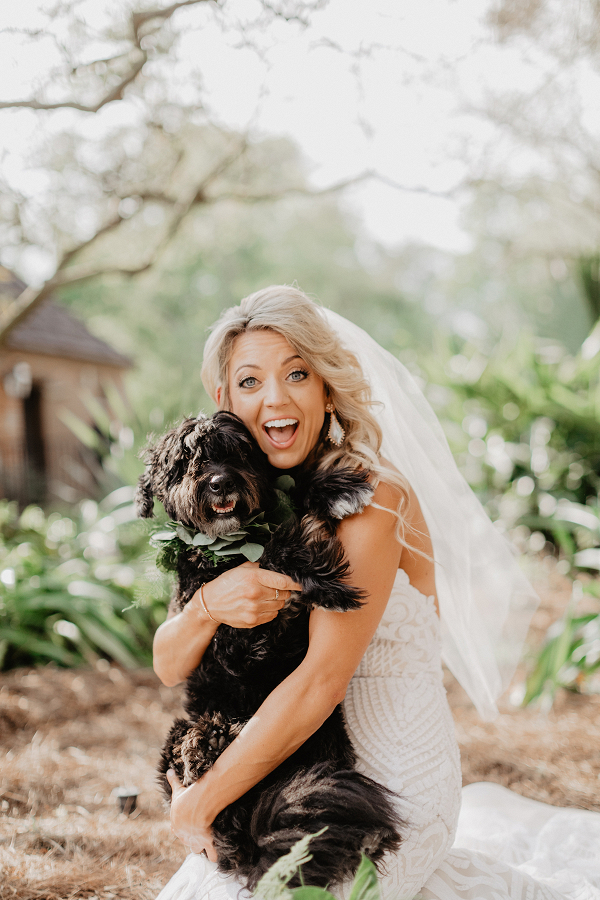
left=208, top=474, right=234, bottom=494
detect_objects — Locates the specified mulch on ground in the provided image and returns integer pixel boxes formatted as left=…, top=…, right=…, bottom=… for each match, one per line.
left=1, top=556, right=598, bottom=899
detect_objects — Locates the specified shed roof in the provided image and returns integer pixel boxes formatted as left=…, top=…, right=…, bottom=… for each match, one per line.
left=0, top=267, right=131, bottom=368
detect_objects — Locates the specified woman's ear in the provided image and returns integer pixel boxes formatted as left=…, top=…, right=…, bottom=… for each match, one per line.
left=215, top=386, right=222, bottom=407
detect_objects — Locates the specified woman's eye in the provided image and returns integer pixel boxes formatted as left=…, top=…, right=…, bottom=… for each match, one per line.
left=288, top=369, right=309, bottom=382
left=239, top=376, right=258, bottom=388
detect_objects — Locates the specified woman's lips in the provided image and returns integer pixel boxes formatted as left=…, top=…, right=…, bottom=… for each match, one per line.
left=263, top=418, right=299, bottom=447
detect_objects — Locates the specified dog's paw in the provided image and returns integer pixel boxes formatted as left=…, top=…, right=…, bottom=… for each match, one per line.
left=327, top=482, right=374, bottom=519
left=300, top=469, right=374, bottom=521
left=302, top=580, right=365, bottom=612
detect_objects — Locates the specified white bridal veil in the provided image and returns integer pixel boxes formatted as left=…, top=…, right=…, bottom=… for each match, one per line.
left=323, top=308, right=539, bottom=720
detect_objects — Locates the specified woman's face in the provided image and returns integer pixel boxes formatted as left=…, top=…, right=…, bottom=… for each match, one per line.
left=223, top=330, right=328, bottom=469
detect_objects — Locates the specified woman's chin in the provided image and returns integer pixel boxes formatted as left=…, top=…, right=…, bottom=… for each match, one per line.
left=264, top=447, right=303, bottom=469
left=262, top=439, right=307, bottom=470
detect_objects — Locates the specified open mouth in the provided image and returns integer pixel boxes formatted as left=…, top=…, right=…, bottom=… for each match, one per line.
left=263, top=418, right=299, bottom=446
left=211, top=500, right=236, bottom=515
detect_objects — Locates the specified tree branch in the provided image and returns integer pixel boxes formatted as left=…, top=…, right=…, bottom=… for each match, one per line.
left=0, top=137, right=251, bottom=341
left=0, top=53, right=147, bottom=112
left=0, top=0, right=213, bottom=112
left=0, top=261, right=157, bottom=341
left=131, top=0, right=213, bottom=39
left=204, top=170, right=460, bottom=204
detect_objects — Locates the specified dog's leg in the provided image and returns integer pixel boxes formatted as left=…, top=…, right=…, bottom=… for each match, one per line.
left=244, top=762, right=404, bottom=891
left=261, top=522, right=365, bottom=611
left=158, top=715, right=244, bottom=801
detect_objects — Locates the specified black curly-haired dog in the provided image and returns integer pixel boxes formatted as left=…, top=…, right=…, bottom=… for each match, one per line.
left=136, top=411, right=403, bottom=890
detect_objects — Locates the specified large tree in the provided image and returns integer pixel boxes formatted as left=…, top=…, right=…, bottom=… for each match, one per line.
left=0, top=0, right=338, bottom=337
left=465, top=0, right=600, bottom=326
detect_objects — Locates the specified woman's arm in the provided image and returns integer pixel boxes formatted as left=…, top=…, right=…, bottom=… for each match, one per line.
left=168, top=476, right=434, bottom=854
left=153, top=563, right=301, bottom=686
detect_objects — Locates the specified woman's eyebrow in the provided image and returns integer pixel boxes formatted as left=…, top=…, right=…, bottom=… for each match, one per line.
left=233, top=355, right=302, bottom=377
left=233, top=363, right=260, bottom=376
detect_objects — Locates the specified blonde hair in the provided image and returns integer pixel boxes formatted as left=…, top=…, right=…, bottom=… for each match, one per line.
left=201, top=285, right=413, bottom=545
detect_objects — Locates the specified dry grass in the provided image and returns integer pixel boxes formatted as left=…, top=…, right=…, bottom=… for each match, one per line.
left=1, top=556, right=598, bottom=899
left=0, top=668, right=187, bottom=899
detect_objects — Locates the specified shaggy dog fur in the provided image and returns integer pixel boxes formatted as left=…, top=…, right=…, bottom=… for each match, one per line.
left=136, top=411, right=403, bottom=890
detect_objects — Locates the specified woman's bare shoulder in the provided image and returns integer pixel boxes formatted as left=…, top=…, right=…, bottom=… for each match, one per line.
left=374, top=457, right=420, bottom=521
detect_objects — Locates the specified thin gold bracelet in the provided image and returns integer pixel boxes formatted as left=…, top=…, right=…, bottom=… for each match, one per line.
left=198, top=583, right=218, bottom=623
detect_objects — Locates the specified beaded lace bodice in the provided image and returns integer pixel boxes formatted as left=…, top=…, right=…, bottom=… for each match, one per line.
left=338, top=568, right=462, bottom=899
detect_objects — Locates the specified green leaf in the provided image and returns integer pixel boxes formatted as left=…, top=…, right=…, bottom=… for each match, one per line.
left=71, top=615, right=140, bottom=668
left=176, top=525, right=194, bottom=544
left=67, top=581, right=125, bottom=605
left=58, top=409, right=104, bottom=450
left=240, top=543, right=265, bottom=562
left=192, top=532, right=217, bottom=546
left=213, top=546, right=243, bottom=556
left=253, top=830, right=323, bottom=900
left=291, top=889, right=336, bottom=900
left=276, top=474, right=295, bottom=492
left=151, top=531, right=178, bottom=543
left=209, top=539, right=231, bottom=552
left=0, top=627, right=77, bottom=665
left=347, top=856, right=381, bottom=900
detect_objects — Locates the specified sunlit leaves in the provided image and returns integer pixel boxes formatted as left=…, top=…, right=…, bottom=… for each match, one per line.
left=0, top=495, right=168, bottom=671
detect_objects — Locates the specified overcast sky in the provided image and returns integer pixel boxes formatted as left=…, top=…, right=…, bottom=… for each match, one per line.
left=1, top=0, right=597, bottom=281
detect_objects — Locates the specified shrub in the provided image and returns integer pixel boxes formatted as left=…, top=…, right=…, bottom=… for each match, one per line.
left=0, top=491, right=169, bottom=670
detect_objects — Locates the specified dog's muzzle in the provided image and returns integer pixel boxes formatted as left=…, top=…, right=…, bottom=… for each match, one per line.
left=208, top=474, right=238, bottom=514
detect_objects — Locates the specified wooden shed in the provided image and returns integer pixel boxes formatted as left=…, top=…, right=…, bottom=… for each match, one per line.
left=0, top=266, right=132, bottom=505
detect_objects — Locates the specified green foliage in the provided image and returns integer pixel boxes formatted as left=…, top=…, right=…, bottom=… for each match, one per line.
left=426, top=333, right=600, bottom=544
left=523, top=581, right=600, bottom=708
left=577, top=254, right=600, bottom=324
left=0, top=493, right=169, bottom=671
left=252, top=830, right=381, bottom=900
left=425, top=332, right=600, bottom=705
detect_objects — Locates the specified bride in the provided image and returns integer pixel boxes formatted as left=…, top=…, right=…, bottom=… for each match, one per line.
left=153, top=286, right=600, bottom=900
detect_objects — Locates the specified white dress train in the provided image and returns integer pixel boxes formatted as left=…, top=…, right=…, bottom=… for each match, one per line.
left=156, top=571, right=600, bottom=900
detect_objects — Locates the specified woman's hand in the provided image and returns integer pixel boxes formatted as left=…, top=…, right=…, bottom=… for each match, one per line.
left=166, top=770, right=218, bottom=860
left=196, top=562, right=301, bottom=629
left=153, top=562, right=302, bottom=686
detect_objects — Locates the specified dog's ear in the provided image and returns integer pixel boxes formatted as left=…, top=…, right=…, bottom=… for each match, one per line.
left=213, top=411, right=256, bottom=455
left=177, top=416, right=208, bottom=458
left=135, top=470, right=156, bottom=518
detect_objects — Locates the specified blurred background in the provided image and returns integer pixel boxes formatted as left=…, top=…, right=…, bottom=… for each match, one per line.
left=1, top=0, right=600, bottom=698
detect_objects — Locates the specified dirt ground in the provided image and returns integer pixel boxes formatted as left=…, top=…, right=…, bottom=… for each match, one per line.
left=1, top=557, right=599, bottom=900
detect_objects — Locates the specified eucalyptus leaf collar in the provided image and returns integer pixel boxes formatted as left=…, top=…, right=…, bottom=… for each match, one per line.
left=150, top=515, right=270, bottom=563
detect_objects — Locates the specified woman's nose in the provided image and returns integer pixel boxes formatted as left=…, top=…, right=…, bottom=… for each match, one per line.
left=263, top=376, right=289, bottom=406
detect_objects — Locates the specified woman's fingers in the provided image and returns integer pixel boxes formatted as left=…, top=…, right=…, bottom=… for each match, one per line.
left=166, top=768, right=183, bottom=795
left=197, top=563, right=301, bottom=629
left=167, top=772, right=218, bottom=861
left=255, top=568, right=302, bottom=593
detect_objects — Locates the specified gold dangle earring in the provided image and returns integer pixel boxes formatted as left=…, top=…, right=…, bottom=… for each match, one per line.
left=325, top=403, right=345, bottom=447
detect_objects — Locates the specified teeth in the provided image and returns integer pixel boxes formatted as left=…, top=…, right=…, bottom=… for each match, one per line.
left=264, top=419, right=298, bottom=428
left=212, top=501, right=236, bottom=514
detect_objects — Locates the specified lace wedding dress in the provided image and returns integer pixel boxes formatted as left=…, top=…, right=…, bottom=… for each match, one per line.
left=156, top=569, right=600, bottom=900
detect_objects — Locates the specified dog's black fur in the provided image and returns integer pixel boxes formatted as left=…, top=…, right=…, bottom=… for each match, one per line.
left=136, top=411, right=403, bottom=890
